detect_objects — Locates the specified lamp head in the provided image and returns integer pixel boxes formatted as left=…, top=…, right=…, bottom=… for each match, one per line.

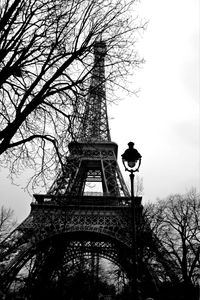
left=122, top=142, right=142, bottom=172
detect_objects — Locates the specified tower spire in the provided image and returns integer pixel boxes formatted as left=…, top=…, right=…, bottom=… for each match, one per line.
left=78, top=41, right=111, bottom=142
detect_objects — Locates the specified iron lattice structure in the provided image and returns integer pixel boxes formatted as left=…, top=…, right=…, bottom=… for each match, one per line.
left=0, top=41, right=179, bottom=299
left=78, top=41, right=111, bottom=143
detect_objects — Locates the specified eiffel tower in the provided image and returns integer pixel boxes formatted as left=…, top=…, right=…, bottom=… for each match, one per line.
left=0, top=41, right=179, bottom=300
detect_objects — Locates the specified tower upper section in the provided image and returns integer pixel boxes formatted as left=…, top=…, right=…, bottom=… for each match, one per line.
left=48, top=41, right=129, bottom=197
left=78, top=41, right=111, bottom=142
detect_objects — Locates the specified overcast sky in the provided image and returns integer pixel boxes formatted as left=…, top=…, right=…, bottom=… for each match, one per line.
left=111, top=0, right=200, bottom=202
left=0, top=0, right=199, bottom=222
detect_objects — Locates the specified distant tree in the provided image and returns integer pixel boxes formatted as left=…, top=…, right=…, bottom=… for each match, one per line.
left=0, top=205, right=17, bottom=290
left=125, top=175, right=144, bottom=197
left=144, top=189, right=200, bottom=300
left=0, top=206, right=17, bottom=243
left=134, top=175, right=144, bottom=197
left=0, top=0, right=145, bottom=190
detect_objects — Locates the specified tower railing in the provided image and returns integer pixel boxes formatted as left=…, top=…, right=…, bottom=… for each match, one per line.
left=32, top=193, right=143, bottom=208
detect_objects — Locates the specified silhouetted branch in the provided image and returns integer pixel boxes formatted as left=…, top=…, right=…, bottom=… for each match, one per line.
left=0, top=0, right=145, bottom=190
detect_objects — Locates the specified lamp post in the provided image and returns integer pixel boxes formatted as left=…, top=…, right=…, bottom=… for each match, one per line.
left=122, top=142, right=142, bottom=300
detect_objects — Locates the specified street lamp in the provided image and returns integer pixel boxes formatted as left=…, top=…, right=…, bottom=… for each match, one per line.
left=122, top=141, right=142, bottom=300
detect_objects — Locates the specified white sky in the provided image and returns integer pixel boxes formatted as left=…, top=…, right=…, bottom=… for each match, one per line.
left=111, top=0, right=200, bottom=202
left=0, top=0, right=199, bottom=222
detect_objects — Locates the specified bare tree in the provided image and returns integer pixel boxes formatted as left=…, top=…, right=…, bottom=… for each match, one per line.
left=125, top=175, right=144, bottom=197
left=0, top=0, right=145, bottom=190
left=144, top=189, right=200, bottom=298
left=0, top=206, right=17, bottom=243
left=134, top=175, right=144, bottom=197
